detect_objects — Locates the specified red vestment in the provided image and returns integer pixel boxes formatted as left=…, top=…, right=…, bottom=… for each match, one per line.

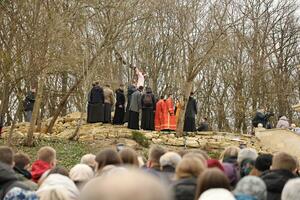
left=155, top=98, right=176, bottom=131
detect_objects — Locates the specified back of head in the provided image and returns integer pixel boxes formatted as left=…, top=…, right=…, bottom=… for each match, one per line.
left=38, top=146, right=56, bottom=165
left=70, top=164, right=94, bottom=183
left=237, top=148, right=258, bottom=164
left=255, top=154, right=273, bottom=172
left=14, top=152, right=30, bottom=169
left=95, top=148, right=122, bottom=171
left=272, top=152, right=297, bottom=172
left=80, top=154, right=96, bottom=169
left=282, top=178, right=300, bottom=200
left=38, top=188, right=71, bottom=200
left=148, top=145, right=166, bottom=167
left=199, top=188, right=235, bottom=200
left=189, top=149, right=209, bottom=160
left=119, top=148, right=139, bottom=166
left=81, top=169, right=172, bottom=200
left=160, top=152, right=182, bottom=169
left=195, top=168, right=231, bottom=198
left=48, top=166, right=69, bottom=177
left=0, top=146, right=14, bottom=166
left=176, top=157, right=206, bottom=179
left=220, top=146, right=240, bottom=161
left=183, top=152, right=207, bottom=166
left=234, top=176, right=267, bottom=200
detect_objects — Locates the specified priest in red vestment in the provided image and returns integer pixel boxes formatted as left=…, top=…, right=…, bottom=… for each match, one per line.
left=155, top=95, right=176, bottom=131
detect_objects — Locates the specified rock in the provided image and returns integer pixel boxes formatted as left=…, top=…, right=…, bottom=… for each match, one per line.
left=186, top=139, right=200, bottom=148
left=152, top=138, right=163, bottom=144
left=124, top=139, right=138, bottom=148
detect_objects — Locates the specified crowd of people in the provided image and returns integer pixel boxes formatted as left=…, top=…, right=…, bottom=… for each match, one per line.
left=1, top=144, right=300, bottom=200
left=87, top=81, right=209, bottom=133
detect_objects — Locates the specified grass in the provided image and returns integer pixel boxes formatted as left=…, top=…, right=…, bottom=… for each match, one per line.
left=0, top=138, right=89, bottom=169
left=131, top=131, right=150, bottom=148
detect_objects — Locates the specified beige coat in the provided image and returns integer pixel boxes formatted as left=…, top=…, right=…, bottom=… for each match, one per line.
left=103, top=87, right=115, bottom=105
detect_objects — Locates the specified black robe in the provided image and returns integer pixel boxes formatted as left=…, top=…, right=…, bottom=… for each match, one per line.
left=141, top=92, right=156, bottom=130
left=128, top=111, right=139, bottom=130
left=184, top=97, right=197, bottom=132
left=113, top=89, right=126, bottom=125
left=87, top=86, right=104, bottom=123
left=124, top=85, right=137, bottom=122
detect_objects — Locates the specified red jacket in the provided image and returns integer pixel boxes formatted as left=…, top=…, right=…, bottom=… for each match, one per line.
left=31, top=160, right=51, bottom=183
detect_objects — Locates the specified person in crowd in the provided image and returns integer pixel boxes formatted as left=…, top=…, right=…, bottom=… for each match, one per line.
left=155, top=96, right=165, bottom=131
left=281, top=178, right=300, bottom=200
left=37, top=169, right=79, bottom=200
left=183, top=152, right=207, bottom=167
left=250, top=154, right=273, bottom=177
left=31, top=146, right=56, bottom=183
left=95, top=148, right=123, bottom=176
left=80, top=154, right=96, bottom=170
left=38, top=188, right=70, bottom=200
left=128, top=86, right=143, bottom=130
left=184, top=92, right=197, bottom=132
left=220, top=146, right=240, bottom=165
left=103, top=84, right=115, bottom=123
left=290, top=123, right=300, bottom=135
left=0, top=162, right=30, bottom=199
left=0, top=146, right=37, bottom=190
left=145, top=145, right=166, bottom=177
left=222, top=163, right=239, bottom=188
left=87, top=82, right=105, bottom=123
left=207, top=159, right=225, bottom=172
left=159, top=152, right=182, bottom=184
left=189, top=149, right=210, bottom=161
left=69, top=164, right=94, bottom=191
left=165, top=94, right=177, bottom=131
left=124, top=81, right=137, bottom=123
left=141, top=87, right=156, bottom=130
left=237, top=148, right=258, bottom=177
left=23, top=88, right=36, bottom=122
left=113, top=84, right=126, bottom=125
left=198, top=117, right=209, bottom=132
left=172, top=157, right=206, bottom=200
left=276, top=116, right=290, bottom=129
left=234, top=176, right=267, bottom=200
left=119, top=148, right=139, bottom=167
left=3, top=187, right=38, bottom=200
left=195, top=168, right=231, bottom=199
left=81, top=170, right=172, bottom=200
left=199, top=188, right=236, bottom=200
left=261, top=152, right=297, bottom=200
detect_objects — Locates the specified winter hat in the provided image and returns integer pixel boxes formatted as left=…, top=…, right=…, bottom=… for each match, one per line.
left=199, top=188, right=235, bottom=200
left=282, top=178, right=300, bottom=200
left=160, top=152, right=182, bottom=168
left=255, top=154, right=272, bottom=172
left=222, top=163, right=239, bottom=186
left=80, top=154, right=96, bottom=169
left=237, top=148, right=258, bottom=164
left=4, top=187, right=38, bottom=200
left=207, top=159, right=224, bottom=172
left=234, top=176, right=267, bottom=200
left=69, top=164, right=94, bottom=182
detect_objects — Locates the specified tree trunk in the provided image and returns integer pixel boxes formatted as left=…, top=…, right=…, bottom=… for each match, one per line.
left=61, top=72, right=68, bottom=116
left=176, top=80, right=193, bottom=137
left=26, top=75, right=44, bottom=146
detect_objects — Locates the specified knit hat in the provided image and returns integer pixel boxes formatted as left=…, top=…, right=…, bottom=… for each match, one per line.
left=255, top=154, right=272, bottom=172
left=282, top=178, right=300, bottom=200
left=237, top=148, right=258, bottom=164
left=199, top=188, right=235, bottom=200
left=207, top=159, right=224, bottom=172
left=234, top=176, right=267, bottom=200
left=4, top=187, right=38, bottom=200
left=160, top=152, right=182, bottom=168
left=222, top=163, right=239, bottom=186
left=70, top=164, right=94, bottom=182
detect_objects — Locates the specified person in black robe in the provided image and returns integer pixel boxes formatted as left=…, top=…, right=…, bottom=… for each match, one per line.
left=141, top=87, right=156, bottom=130
left=124, top=82, right=137, bottom=123
left=184, top=93, right=197, bottom=132
left=113, top=84, right=126, bottom=125
left=87, top=82, right=104, bottom=123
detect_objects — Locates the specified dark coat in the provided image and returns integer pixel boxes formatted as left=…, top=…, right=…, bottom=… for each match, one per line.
left=23, top=91, right=35, bottom=111
left=88, top=86, right=104, bottom=104
left=127, top=85, right=137, bottom=106
left=87, top=86, right=105, bottom=123
left=252, top=111, right=267, bottom=127
left=115, top=89, right=126, bottom=106
left=172, top=177, right=197, bottom=200
left=141, top=90, right=156, bottom=109
left=0, top=162, right=29, bottom=199
left=185, top=97, right=197, bottom=119
left=197, top=121, right=208, bottom=131
left=260, top=169, right=296, bottom=200
left=113, top=89, right=126, bottom=125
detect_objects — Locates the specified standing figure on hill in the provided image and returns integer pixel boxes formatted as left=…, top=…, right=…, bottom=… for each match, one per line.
left=124, top=81, right=137, bottom=123
left=184, top=93, right=197, bottom=132
left=141, top=87, right=156, bottom=130
left=87, top=82, right=104, bottom=123
left=252, top=109, right=274, bottom=128
left=276, top=116, right=290, bottom=129
left=134, top=67, right=145, bottom=88
left=23, top=88, right=36, bottom=122
left=113, top=84, right=126, bottom=125
left=128, top=86, right=143, bottom=130
left=155, top=95, right=176, bottom=131
left=103, top=84, right=115, bottom=123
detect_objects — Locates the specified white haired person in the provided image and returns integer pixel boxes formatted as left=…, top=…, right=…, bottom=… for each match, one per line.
left=69, top=164, right=94, bottom=190
left=159, top=152, right=182, bottom=184
left=282, top=178, right=300, bottom=200
left=80, top=154, right=96, bottom=170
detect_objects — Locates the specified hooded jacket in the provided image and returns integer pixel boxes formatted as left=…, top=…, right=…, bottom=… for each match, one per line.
left=260, top=169, right=296, bottom=200
left=0, top=162, right=29, bottom=199
left=31, top=160, right=52, bottom=183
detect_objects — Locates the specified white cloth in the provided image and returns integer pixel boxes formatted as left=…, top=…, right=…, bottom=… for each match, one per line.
left=199, top=189, right=236, bottom=200
left=135, top=68, right=144, bottom=87
left=70, top=164, right=94, bottom=182
left=37, top=174, right=79, bottom=200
